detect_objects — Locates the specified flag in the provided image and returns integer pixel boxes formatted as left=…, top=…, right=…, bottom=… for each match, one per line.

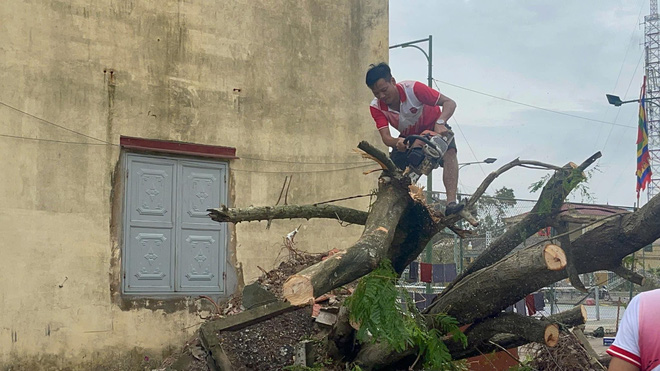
left=637, top=76, right=652, bottom=201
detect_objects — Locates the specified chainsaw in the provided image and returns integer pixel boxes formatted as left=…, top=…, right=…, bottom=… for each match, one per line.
left=402, top=130, right=454, bottom=184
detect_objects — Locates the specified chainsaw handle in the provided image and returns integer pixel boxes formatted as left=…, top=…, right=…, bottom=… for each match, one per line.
left=403, top=135, right=438, bottom=150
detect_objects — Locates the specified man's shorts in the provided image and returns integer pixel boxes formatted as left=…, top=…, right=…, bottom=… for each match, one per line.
left=389, top=126, right=457, bottom=170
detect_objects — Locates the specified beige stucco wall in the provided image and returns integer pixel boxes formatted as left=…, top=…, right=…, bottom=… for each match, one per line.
left=0, top=0, right=388, bottom=368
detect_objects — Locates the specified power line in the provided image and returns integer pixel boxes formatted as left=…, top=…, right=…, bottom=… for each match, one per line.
left=592, top=0, right=646, bottom=152
left=433, top=78, right=636, bottom=129
left=432, top=79, right=487, bottom=177
left=0, top=131, right=380, bottom=167
left=1, top=99, right=377, bottom=166
left=0, top=100, right=112, bottom=144
left=601, top=53, right=644, bottom=153
left=231, top=163, right=376, bottom=174
left=0, top=133, right=113, bottom=146
left=238, top=155, right=371, bottom=165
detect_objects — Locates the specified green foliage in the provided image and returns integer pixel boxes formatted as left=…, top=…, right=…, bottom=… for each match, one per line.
left=472, top=186, right=517, bottom=237
left=528, top=173, right=551, bottom=194
left=344, top=260, right=468, bottom=369
left=528, top=166, right=598, bottom=204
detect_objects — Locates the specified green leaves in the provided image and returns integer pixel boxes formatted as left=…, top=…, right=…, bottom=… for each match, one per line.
left=345, top=260, right=467, bottom=369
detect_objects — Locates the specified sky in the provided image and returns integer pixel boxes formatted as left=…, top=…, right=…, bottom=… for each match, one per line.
left=387, top=1, right=649, bottom=207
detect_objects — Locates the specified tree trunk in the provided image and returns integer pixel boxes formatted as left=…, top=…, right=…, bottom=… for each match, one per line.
left=208, top=204, right=368, bottom=226
left=442, top=152, right=601, bottom=294
left=204, top=141, right=660, bottom=369
left=283, top=176, right=411, bottom=305
left=426, top=244, right=566, bottom=324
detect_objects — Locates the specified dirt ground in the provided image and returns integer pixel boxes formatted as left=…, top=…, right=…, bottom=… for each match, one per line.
left=157, top=249, right=334, bottom=371
left=217, top=306, right=317, bottom=370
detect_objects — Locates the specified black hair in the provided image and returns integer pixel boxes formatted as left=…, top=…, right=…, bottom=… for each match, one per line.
left=365, top=62, right=392, bottom=88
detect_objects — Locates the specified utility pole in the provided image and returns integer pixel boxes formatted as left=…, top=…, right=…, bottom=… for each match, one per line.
left=390, top=35, right=434, bottom=293
left=645, top=0, right=660, bottom=199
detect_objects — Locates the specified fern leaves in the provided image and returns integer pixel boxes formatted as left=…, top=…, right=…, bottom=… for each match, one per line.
left=345, top=260, right=467, bottom=369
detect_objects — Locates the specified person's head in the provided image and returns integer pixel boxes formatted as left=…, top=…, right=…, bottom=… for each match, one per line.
left=366, top=62, right=398, bottom=105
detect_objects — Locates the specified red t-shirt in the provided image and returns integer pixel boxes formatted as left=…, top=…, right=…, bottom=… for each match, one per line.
left=369, top=80, right=442, bottom=137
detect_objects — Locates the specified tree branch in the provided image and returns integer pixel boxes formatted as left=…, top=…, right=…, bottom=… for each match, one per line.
left=451, top=305, right=587, bottom=360
left=611, top=265, right=646, bottom=286
left=554, top=221, right=587, bottom=292
left=208, top=204, right=368, bottom=225
left=442, top=152, right=601, bottom=295
left=357, top=141, right=400, bottom=176
left=282, top=176, right=411, bottom=305
left=466, top=158, right=562, bottom=209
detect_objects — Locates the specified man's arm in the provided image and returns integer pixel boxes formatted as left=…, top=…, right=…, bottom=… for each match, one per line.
left=436, top=94, right=456, bottom=122
left=609, top=357, right=640, bottom=371
left=378, top=128, right=405, bottom=151
left=433, top=94, right=456, bottom=135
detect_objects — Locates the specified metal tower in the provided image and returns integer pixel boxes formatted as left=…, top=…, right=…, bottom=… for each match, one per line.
left=645, top=0, right=660, bottom=200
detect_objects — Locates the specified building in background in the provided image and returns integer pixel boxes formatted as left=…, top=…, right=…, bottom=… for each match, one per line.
left=0, top=1, right=387, bottom=368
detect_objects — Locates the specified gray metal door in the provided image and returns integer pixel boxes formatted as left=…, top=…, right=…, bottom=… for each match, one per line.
left=177, top=161, right=226, bottom=292
left=124, top=153, right=227, bottom=294
left=124, top=156, right=176, bottom=292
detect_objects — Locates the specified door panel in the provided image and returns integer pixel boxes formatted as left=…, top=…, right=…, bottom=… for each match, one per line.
left=177, top=162, right=226, bottom=292
left=123, top=154, right=227, bottom=294
left=177, top=229, right=223, bottom=291
left=125, top=226, right=175, bottom=291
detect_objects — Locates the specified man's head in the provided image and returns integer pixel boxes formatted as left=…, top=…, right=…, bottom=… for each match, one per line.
left=366, top=62, right=398, bottom=106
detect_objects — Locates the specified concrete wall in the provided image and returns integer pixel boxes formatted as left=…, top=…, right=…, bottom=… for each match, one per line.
left=0, top=0, right=388, bottom=368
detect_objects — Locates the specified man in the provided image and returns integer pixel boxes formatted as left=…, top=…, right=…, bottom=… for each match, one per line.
left=365, top=62, right=462, bottom=215
left=607, top=288, right=660, bottom=371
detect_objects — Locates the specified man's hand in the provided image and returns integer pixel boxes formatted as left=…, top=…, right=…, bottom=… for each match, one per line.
left=433, top=123, right=449, bottom=136
left=395, top=137, right=407, bottom=152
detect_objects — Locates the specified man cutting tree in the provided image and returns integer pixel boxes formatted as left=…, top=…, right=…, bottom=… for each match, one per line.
left=366, top=62, right=462, bottom=215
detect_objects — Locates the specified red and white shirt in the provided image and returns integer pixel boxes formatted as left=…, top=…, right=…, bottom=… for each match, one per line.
left=369, top=80, right=443, bottom=137
left=607, top=289, right=660, bottom=371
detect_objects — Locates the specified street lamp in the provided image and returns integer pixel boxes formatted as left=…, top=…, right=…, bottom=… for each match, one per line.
left=606, top=93, right=660, bottom=107
left=389, top=36, right=433, bottom=201
left=390, top=36, right=434, bottom=294
left=458, top=157, right=497, bottom=170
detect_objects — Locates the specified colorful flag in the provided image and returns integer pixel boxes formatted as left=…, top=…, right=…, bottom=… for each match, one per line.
left=637, top=76, right=652, bottom=201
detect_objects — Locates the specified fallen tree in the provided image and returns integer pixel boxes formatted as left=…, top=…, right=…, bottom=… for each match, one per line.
left=207, top=141, right=660, bottom=369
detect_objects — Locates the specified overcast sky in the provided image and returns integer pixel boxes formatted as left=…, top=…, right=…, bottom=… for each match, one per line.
left=387, top=1, right=649, bottom=207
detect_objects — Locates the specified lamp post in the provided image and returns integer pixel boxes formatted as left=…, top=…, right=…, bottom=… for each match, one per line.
left=458, top=157, right=497, bottom=170
left=390, top=36, right=434, bottom=293
left=606, top=94, right=660, bottom=107
left=454, top=158, right=497, bottom=274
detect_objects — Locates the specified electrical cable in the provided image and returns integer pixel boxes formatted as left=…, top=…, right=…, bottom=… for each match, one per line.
left=238, top=155, right=371, bottom=165
left=0, top=100, right=112, bottom=144
left=603, top=53, right=645, bottom=200
left=0, top=132, right=113, bottom=146
left=433, top=79, right=635, bottom=129
left=231, top=163, right=376, bottom=174
left=1, top=100, right=375, bottom=166
left=591, top=0, right=645, bottom=153
left=432, top=79, right=487, bottom=177
left=601, top=52, right=644, bottom=153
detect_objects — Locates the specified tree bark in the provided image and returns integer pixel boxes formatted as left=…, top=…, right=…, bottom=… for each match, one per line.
left=355, top=198, right=660, bottom=368
left=426, top=195, right=660, bottom=323
left=356, top=305, right=587, bottom=368
left=426, top=244, right=566, bottom=324
left=443, top=152, right=601, bottom=294
left=282, top=176, right=411, bottom=305
left=208, top=204, right=368, bottom=226
left=452, top=313, right=560, bottom=353
left=555, top=221, right=588, bottom=292
left=204, top=141, right=660, bottom=369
